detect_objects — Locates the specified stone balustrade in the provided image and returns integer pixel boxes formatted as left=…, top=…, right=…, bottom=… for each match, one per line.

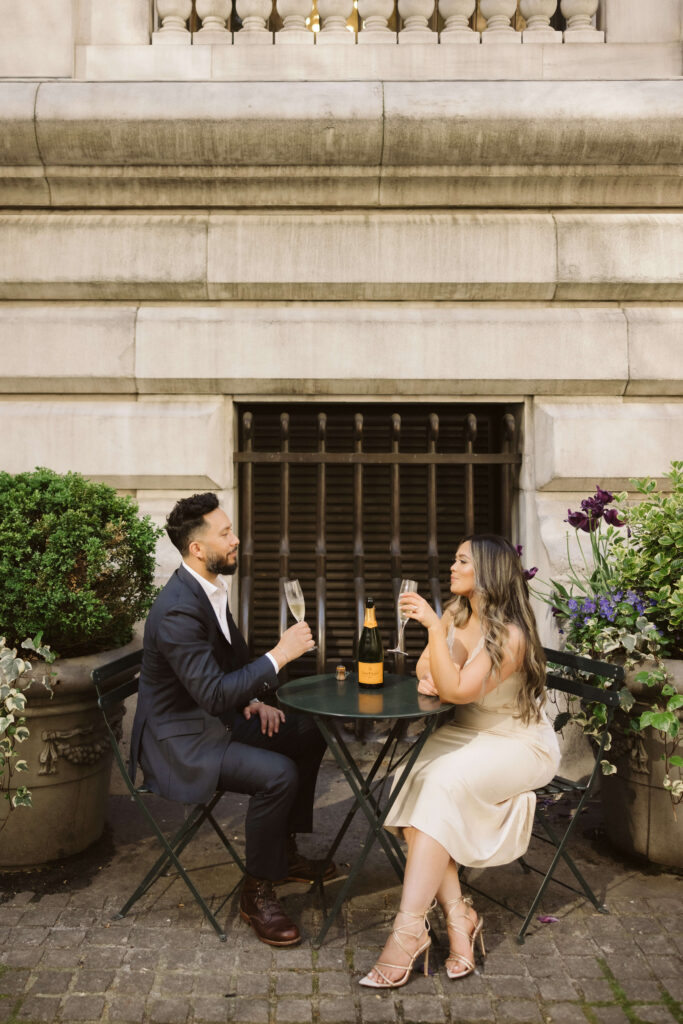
left=151, top=0, right=606, bottom=42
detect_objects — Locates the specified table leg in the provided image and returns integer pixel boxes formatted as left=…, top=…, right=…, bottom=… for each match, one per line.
left=312, top=713, right=442, bottom=947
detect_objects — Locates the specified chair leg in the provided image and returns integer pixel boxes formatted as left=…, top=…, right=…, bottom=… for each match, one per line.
left=515, top=809, right=606, bottom=944
left=115, top=801, right=231, bottom=941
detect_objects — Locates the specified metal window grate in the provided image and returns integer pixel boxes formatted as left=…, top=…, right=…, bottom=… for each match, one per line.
left=235, top=404, right=522, bottom=677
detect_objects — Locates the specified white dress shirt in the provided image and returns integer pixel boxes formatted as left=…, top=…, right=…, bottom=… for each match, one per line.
left=181, top=560, right=278, bottom=675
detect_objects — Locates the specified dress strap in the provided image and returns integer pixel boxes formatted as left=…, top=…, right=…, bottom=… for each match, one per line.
left=463, top=636, right=485, bottom=667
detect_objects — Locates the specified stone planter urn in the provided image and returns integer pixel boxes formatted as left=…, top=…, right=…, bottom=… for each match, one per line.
left=0, top=631, right=142, bottom=870
left=600, top=658, right=683, bottom=870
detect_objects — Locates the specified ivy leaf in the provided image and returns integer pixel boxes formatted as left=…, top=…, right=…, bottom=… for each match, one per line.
left=553, top=712, right=573, bottom=732
left=666, top=695, right=683, bottom=711
left=668, top=755, right=683, bottom=767
left=600, top=761, right=617, bottom=775
left=618, top=688, right=636, bottom=711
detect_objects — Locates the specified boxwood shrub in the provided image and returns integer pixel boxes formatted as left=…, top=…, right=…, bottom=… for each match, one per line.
left=0, top=468, right=161, bottom=657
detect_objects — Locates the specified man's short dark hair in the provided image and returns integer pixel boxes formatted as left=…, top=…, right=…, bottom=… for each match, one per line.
left=166, top=492, right=219, bottom=555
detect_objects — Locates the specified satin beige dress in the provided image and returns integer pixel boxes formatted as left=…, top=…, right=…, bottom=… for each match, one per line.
left=384, top=634, right=561, bottom=868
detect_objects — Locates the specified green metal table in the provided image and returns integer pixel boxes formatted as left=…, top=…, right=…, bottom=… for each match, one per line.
left=278, top=672, right=452, bottom=946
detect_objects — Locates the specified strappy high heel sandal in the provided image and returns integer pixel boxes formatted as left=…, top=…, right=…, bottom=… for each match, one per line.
left=443, top=895, right=486, bottom=980
left=359, top=906, right=432, bottom=989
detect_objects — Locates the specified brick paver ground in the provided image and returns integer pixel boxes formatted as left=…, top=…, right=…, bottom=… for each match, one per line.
left=1, top=753, right=682, bottom=1024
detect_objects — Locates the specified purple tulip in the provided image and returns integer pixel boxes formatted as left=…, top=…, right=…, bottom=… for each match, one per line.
left=515, top=544, right=524, bottom=557
left=523, top=566, right=538, bottom=581
left=603, top=508, right=626, bottom=527
left=566, top=509, right=591, bottom=531
left=595, top=486, right=614, bottom=504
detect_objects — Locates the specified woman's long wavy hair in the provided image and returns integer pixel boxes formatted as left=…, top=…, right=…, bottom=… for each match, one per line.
left=446, top=534, right=546, bottom=723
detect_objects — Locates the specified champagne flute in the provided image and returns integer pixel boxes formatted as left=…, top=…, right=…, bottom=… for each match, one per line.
left=387, top=579, right=418, bottom=655
left=283, top=578, right=316, bottom=650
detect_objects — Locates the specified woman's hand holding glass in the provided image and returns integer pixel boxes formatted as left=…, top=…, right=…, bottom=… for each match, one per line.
left=398, top=591, right=440, bottom=631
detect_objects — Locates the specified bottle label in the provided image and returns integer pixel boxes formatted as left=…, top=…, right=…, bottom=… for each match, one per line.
left=358, top=661, right=383, bottom=687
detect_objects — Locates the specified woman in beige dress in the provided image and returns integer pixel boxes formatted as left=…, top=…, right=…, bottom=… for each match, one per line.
left=360, top=534, right=560, bottom=989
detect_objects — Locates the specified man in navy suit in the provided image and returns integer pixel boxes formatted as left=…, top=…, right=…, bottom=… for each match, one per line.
left=130, top=492, right=329, bottom=947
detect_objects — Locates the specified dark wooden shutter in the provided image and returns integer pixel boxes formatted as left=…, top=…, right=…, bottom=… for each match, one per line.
left=236, top=403, right=521, bottom=678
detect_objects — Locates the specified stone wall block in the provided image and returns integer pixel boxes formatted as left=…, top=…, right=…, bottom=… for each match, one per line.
left=382, top=81, right=683, bottom=167
left=206, top=211, right=557, bottom=300
left=0, top=83, right=42, bottom=166
left=0, top=307, right=137, bottom=393
left=76, top=0, right=152, bottom=45
left=0, top=213, right=208, bottom=300
left=600, top=0, right=681, bottom=42
left=625, top=308, right=683, bottom=397
left=0, top=0, right=74, bottom=77
left=555, top=212, right=683, bottom=300
left=135, top=304, right=627, bottom=394
left=0, top=398, right=227, bottom=490
left=534, top=400, right=683, bottom=490
left=34, top=82, right=384, bottom=168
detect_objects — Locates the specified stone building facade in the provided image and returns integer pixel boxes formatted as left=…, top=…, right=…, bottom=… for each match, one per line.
left=0, top=0, right=681, bottom=648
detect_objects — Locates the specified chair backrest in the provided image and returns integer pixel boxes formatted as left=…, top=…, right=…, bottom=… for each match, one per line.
left=92, top=649, right=143, bottom=795
left=543, top=647, right=623, bottom=709
left=92, top=649, right=143, bottom=714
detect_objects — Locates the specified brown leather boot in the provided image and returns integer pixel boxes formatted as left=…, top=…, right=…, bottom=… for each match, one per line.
left=239, top=875, right=301, bottom=947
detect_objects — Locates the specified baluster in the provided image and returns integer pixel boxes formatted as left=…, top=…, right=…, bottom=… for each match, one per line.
left=317, top=0, right=355, bottom=42
left=153, top=0, right=192, bottom=43
left=480, top=0, right=520, bottom=41
left=520, top=0, right=561, bottom=41
left=398, top=0, right=437, bottom=42
left=439, top=0, right=479, bottom=43
left=194, top=0, right=230, bottom=42
left=276, top=0, right=315, bottom=40
left=561, top=0, right=604, bottom=41
left=357, top=0, right=395, bottom=41
left=234, top=0, right=274, bottom=41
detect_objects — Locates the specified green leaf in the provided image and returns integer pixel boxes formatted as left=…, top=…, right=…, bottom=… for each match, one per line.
left=600, top=761, right=617, bottom=775
left=649, top=712, right=678, bottom=734
left=618, top=688, right=636, bottom=711
left=668, top=755, right=683, bottom=767
left=666, top=695, right=683, bottom=711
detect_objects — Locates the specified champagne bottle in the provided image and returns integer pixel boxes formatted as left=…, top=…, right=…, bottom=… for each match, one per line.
left=357, top=597, right=384, bottom=689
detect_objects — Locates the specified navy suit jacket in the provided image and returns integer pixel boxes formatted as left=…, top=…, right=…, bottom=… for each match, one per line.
left=130, top=565, right=278, bottom=804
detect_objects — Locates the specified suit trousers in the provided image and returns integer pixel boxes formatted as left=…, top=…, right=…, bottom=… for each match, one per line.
left=218, top=709, right=326, bottom=881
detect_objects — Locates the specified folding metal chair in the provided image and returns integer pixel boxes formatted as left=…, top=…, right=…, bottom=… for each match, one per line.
left=93, top=649, right=245, bottom=942
left=461, top=646, right=624, bottom=944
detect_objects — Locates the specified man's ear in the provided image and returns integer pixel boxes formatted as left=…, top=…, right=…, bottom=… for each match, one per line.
left=188, top=538, right=204, bottom=561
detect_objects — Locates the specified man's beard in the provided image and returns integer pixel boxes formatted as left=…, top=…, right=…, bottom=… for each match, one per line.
left=206, top=552, right=238, bottom=576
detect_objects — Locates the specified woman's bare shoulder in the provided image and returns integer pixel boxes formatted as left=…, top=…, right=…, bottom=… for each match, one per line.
left=503, top=623, right=526, bottom=664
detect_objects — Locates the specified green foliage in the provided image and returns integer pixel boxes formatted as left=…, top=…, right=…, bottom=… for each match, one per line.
left=0, top=635, right=55, bottom=816
left=0, top=468, right=162, bottom=657
left=536, top=465, right=683, bottom=806
left=611, top=461, right=683, bottom=657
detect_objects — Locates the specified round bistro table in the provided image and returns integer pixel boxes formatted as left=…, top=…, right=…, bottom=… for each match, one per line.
left=278, top=671, right=452, bottom=946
